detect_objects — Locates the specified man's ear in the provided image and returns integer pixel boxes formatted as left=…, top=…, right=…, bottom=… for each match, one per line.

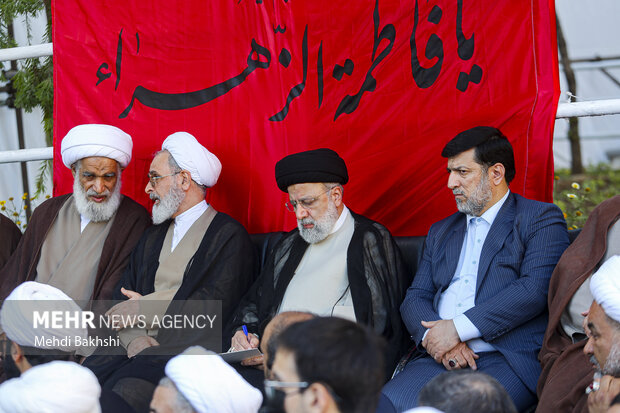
left=488, top=163, right=506, bottom=186
left=180, top=171, right=192, bottom=191
left=303, top=383, right=332, bottom=413
left=330, top=186, right=343, bottom=207
left=11, top=342, right=24, bottom=363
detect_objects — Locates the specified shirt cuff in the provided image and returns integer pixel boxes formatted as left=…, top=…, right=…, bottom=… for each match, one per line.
left=453, top=314, right=482, bottom=342
left=421, top=328, right=429, bottom=343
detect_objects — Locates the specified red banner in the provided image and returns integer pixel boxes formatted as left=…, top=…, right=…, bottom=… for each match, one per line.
left=52, top=0, right=559, bottom=236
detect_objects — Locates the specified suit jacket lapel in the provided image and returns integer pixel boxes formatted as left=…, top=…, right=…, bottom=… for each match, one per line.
left=443, top=215, right=466, bottom=289
left=476, top=192, right=515, bottom=294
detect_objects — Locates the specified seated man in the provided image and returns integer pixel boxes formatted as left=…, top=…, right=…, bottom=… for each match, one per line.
left=0, top=124, right=151, bottom=302
left=537, top=195, right=620, bottom=413
left=0, top=282, right=87, bottom=379
left=230, top=148, right=408, bottom=375
left=418, top=370, right=517, bottom=413
left=381, top=126, right=569, bottom=411
left=259, top=311, right=316, bottom=379
left=582, top=256, right=620, bottom=413
left=85, top=132, right=256, bottom=412
left=150, top=346, right=262, bottom=413
left=267, top=317, right=386, bottom=413
left=0, top=214, right=21, bottom=271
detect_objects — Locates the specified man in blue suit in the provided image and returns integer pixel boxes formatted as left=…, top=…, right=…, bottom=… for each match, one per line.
left=381, top=126, right=569, bottom=412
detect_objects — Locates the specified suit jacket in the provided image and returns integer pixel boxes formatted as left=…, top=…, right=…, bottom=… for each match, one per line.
left=400, top=192, right=569, bottom=393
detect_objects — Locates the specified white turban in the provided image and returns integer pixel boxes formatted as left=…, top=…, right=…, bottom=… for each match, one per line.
left=590, top=255, right=620, bottom=323
left=0, top=361, right=101, bottom=413
left=164, top=346, right=262, bottom=413
left=61, top=124, right=133, bottom=168
left=162, top=132, right=221, bottom=187
left=0, top=282, right=88, bottom=352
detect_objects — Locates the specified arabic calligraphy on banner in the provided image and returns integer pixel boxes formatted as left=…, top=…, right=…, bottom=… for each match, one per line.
left=53, top=0, right=559, bottom=235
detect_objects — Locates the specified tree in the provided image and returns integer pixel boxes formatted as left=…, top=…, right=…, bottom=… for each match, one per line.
left=556, top=15, right=584, bottom=174
left=0, top=0, right=53, bottom=197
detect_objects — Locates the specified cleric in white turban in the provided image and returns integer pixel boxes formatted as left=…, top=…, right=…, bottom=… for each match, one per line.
left=61, top=124, right=133, bottom=169
left=590, top=254, right=620, bottom=323
left=0, top=123, right=151, bottom=304
left=150, top=346, right=262, bottom=413
left=0, top=281, right=88, bottom=353
left=0, top=361, right=101, bottom=413
left=79, top=131, right=255, bottom=411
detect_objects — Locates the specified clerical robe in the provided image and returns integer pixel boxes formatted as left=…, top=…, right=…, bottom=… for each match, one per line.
left=537, top=195, right=620, bottom=413
left=229, top=211, right=409, bottom=373
left=0, top=214, right=21, bottom=271
left=0, top=194, right=151, bottom=301
left=85, top=210, right=256, bottom=388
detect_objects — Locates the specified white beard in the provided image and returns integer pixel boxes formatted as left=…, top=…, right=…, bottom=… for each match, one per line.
left=297, top=199, right=340, bottom=244
left=150, top=182, right=185, bottom=224
left=73, top=176, right=122, bottom=222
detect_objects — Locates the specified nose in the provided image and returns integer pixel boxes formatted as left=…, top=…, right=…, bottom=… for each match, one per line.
left=583, top=337, right=594, bottom=357
left=295, top=205, right=309, bottom=220
left=145, top=180, right=153, bottom=194
left=447, top=172, right=459, bottom=190
left=93, top=177, right=105, bottom=194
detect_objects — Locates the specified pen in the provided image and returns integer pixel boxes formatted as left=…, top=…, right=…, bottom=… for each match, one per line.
left=242, top=325, right=250, bottom=343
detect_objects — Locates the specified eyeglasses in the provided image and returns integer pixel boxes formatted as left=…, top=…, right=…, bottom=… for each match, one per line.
left=264, top=379, right=309, bottom=398
left=285, top=187, right=333, bottom=212
left=148, top=171, right=180, bottom=187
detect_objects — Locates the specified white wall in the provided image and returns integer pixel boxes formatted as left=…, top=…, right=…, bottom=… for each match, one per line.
left=554, top=0, right=620, bottom=169
left=0, top=9, right=51, bottom=205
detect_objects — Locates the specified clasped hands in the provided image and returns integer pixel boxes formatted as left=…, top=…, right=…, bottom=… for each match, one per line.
left=105, top=288, right=160, bottom=357
left=421, top=319, right=479, bottom=370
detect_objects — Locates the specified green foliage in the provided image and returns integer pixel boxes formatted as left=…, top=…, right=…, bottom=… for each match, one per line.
left=0, top=192, right=50, bottom=231
left=553, top=164, right=620, bottom=229
left=1, top=0, right=53, bottom=197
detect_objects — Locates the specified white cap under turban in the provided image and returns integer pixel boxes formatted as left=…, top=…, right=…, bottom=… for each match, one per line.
left=61, top=124, right=133, bottom=168
left=0, top=282, right=88, bottom=352
left=162, top=132, right=221, bottom=187
left=590, top=255, right=620, bottom=323
left=0, top=361, right=101, bottom=413
left=165, top=346, right=262, bottom=413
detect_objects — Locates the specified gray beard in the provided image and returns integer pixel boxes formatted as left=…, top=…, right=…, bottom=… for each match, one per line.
left=453, top=172, right=492, bottom=216
left=297, top=200, right=340, bottom=244
left=150, top=182, right=185, bottom=225
left=73, top=176, right=122, bottom=222
left=603, top=339, right=620, bottom=377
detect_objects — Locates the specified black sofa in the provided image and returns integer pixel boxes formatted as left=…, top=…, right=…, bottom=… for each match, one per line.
left=249, top=230, right=580, bottom=282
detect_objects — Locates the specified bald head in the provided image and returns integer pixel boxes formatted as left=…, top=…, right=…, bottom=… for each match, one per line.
left=261, top=311, right=315, bottom=377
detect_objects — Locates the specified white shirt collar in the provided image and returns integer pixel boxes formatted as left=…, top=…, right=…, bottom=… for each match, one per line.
left=171, top=200, right=209, bottom=251
left=329, top=205, right=350, bottom=235
left=467, top=190, right=510, bottom=227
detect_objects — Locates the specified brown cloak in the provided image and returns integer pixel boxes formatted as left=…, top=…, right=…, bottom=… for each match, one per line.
left=0, top=214, right=21, bottom=271
left=537, top=195, right=620, bottom=413
left=0, top=194, right=151, bottom=301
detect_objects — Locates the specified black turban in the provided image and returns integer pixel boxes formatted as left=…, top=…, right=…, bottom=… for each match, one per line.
left=275, top=148, right=349, bottom=192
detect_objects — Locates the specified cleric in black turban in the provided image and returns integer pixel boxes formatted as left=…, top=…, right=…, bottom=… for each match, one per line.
left=275, top=148, right=349, bottom=192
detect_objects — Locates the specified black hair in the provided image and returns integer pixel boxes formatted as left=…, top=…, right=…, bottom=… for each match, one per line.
left=441, top=126, right=516, bottom=184
left=419, top=370, right=518, bottom=413
left=276, top=317, right=386, bottom=413
left=2, top=339, right=72, bottom=379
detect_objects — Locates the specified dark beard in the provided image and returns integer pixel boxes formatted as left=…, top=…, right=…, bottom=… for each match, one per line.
left=2, top=353, right=21, bottom=379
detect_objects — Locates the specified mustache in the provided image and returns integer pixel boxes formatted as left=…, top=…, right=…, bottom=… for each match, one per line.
left=149, top=193, right=159, bottom=201
left=298, top=218, right=314, bottom=225
left=452, top=189, right=465, bottom=196
left=86, top=188, right=110, bottom=197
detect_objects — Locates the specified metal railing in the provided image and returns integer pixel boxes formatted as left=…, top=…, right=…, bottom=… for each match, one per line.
left=1, top=43, right=620, bottom=164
